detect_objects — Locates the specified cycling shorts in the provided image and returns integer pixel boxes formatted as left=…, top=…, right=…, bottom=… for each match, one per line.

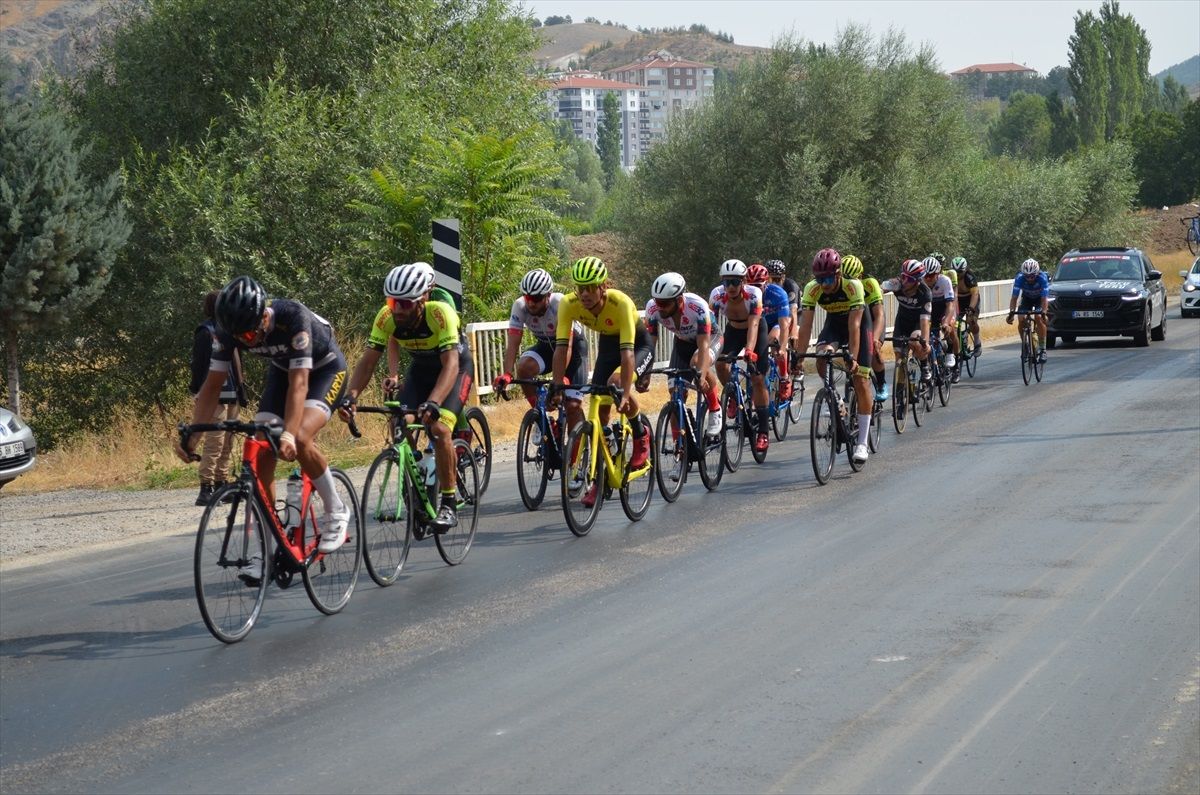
left=930, top=302, right=952, bottom=328
left=720, top=317, right=769, bottom=375
left=400, top=347, right=475, bottom=428
left=817, top=312, right=873, bottom=375
left=257, top=349, right=348, bottom=422
left=591, top=334, right=654, bottom=387
left=521, top=336, right=588, bottom=401
left=669, top=336, right=718, bottom=372
left=891, top=314, right=926, bottom=349
left=1018, top=295, right=1043, bottom=313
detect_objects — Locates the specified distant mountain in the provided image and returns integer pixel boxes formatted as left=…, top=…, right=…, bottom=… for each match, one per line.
left=0, top=0, right=117, bottom=98
left=534, top=21, right=641, bottom=70
left=1154, top=54, right=1199, bottom=89
left=534, top=22, right=765, bottom=74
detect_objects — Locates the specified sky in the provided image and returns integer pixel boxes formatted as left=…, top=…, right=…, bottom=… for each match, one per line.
left=525, top=0, right=1200, bottom=76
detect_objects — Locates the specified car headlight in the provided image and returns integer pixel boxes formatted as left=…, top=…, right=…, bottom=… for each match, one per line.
left=1120, top=292, right=1145, bottom=301
left=1046, top=292, right=1057, bottom=303
left=1184, top=283, right=1198, bottom=292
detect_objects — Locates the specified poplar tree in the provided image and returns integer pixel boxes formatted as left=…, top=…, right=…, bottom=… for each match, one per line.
left=597, top=91, right=623, bottom=189
left=1068, top=10, right=1108, bottom=146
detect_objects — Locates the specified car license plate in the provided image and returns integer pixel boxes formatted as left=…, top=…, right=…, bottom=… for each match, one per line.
left=0, top=441, right=24, bottom=460
left=1072, top=310, right=1104, bottom=318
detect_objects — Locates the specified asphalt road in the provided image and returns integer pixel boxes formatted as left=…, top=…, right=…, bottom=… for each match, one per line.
left=2, top=320, right=1198, bottom=794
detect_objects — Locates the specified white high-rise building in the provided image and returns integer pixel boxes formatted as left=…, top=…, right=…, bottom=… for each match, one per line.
left=543, top=73, right=642, bottom=170
left=603, top=50, right=716, bottom=154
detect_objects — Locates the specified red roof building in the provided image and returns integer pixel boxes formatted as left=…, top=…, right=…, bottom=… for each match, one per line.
left=950, top=62, right=1039, bottom=77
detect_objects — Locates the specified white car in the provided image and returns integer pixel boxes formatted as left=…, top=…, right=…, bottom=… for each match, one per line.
left=0, top=406, right=37, bottom=489
left=1180, top=257, right=1200, bottom=318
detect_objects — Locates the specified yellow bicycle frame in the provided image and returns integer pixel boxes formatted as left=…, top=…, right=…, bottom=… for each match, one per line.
left=579, top=392, right=652, bottom=490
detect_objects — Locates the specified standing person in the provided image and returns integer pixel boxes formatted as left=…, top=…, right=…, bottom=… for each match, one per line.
left=189, top=290, right=245, bottom=506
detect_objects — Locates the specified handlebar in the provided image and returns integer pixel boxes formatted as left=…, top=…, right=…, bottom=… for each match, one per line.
left=178, top=420, right=288, bottom=461
left=793, top=347, right=853, bottom=363
left=496, top=377, right=554, bottom=401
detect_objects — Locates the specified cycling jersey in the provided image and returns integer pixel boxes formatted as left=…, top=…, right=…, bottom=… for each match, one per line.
left=758, top=282, right=791, bottom=328
left=800, top=278, right=866, bottom=316
left=645, top=292, right=716, bottom=342
left=926, top=274, right=956, bottom=304
left=508, top=292, right=583, bottom=343
left=780, top=277, right=801, bottom=308
left=211, top=298, right=339, bottom=373
left=556, top=288, right=645, bottom=350
left=880, top=279, right=933, bottom=321
left=944, top=269, right=958, bottom=290
left=709, top=284, right=764, bottom=326
left=367, top=300, right=463, bottom=359
left=1012, top=272, right=1049, bottom=300
left=862, top=276, right=884, bottom=307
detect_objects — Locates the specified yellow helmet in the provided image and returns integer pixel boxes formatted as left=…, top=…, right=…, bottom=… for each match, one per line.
left=571, top=256, right=608, bottom=286
left=840, top=254, right=864, bottom=280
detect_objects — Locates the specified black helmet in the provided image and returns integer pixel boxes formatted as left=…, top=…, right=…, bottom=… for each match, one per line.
left=215, top=275, right=266, bottom=335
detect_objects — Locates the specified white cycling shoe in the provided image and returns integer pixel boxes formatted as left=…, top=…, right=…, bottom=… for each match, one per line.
left=318, top=505, right=351, bottom=553
left=852, top=444, right=869, bottom=464
left=945, top=353, right=957, bottom=369
left=704, top=410, right=723, bottom=436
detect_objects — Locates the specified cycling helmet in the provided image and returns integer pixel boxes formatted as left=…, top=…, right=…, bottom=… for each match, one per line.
left=922, top=256, right=941, bottom=274
left=765, top=259, right=786, bottom=277
left=1020, top=258, right=1040, bottom=275
left=520, top=268, right=554, bottom=297
left=746, top=263, right=769, bottom=285
left=840, top=254, right=864, bottom=280
left=951, top=256, right=968, bottom=271
left=385, top=262, right=435, bottom=299
left=571, top=256, right=608, bottom=286
left=901, top=259, right=926, bottom=280
left=651, top=271, right=687, bottom=300
left=929, top=251, right=946, bottom=265
left=812, top=248, right=842, bottom=278
left=719, top=258, right=748, bottom=279
left=214, top=275, right=267, bottom=335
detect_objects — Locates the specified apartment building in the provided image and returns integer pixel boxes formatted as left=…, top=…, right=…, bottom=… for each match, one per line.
left=603, top=50, right=716, bottom=153
left=543, top=73, right=642, bottom=170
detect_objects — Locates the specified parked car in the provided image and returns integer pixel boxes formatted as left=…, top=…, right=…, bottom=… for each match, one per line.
left=1179, top=257, right=1200, bottom=318
left=0, top=406, right=37, bottom=489
left=1046, top=247, right=1167, bottom=348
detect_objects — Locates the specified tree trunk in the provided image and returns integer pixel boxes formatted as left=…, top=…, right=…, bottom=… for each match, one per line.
left=4, top=327, right=20, bottom=417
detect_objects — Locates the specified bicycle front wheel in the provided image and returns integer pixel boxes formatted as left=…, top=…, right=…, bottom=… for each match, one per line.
left=721, top=382, right=745, bottom=473
left=654, top=404, right=686, bottom=503
left=868, top=397, right=883, bottom=453
left=810, top=389, right=837, bottom=485
left=562, top=422, right=602, bottom=537
left=772, top=398, right=790, bottom=442
left=696, top=401, right=724, bottom=491
left=303, top=468, right=362, bottom=615
left=787, top=371, right=806, bottom=422
left=892, top=361, right=908, bottom=434
left=846, top=392, right=864, bottom=472
left=937, top=363, right=951, bottom=407
left=964, top=340, right=977, bottom=377
left=1021, top=330, right=1034, bottom=385
left=1187, top=225, right=1199, bottom=256
left=621, top=414, right=654, bottom=521
left=463, top=406, right=492, bottom=496
left=516, top=409, right=549, bottom=510
left=194, top=485, right=269, bottom=643
left=361, top=449, right=412, bottom=587
left=435, top=439, right=480, bottom=565
left=1033, top=348, right=1044, bottom=383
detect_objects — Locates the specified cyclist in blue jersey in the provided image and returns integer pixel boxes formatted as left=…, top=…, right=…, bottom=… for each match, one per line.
left=747, top=263, right=794, bottom=399
left=1007, top=258, right=1050, bottom=362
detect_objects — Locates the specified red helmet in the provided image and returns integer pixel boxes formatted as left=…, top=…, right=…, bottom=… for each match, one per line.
left=746, top=263, right=769, bottom=285
left=901, top=258, right=926, bottom=280
left=812, top=248, right=841, bottom=278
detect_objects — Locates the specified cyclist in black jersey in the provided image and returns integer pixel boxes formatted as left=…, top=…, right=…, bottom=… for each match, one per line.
left=175, top=275, right=352, bottom=554
left=880, top=259, right=934, bottom=381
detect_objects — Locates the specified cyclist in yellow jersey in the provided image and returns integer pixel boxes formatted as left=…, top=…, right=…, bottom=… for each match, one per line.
left=340, top=262, right=474, bottom=530
left=842, top=254, right=890, bottom=403
left=551, top=257, right=655, bottom=488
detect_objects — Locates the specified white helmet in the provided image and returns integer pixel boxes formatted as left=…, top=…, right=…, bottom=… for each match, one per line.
left=719, top=258, right=747, bottom=279
left=385, top=262, right=435, bottom=299
left=1021, top=258, right=1040, bottom=275
left=651, top=272, right=686, bottom=300
left=922, top=256, right=941, bottom=274
left=520, top=268, right=554, bottom=297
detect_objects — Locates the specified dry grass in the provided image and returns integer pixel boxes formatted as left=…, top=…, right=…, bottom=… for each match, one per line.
left=1153, top=249, right=1194, bottom=292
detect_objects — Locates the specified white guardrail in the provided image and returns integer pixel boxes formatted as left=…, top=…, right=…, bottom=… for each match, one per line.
left=466, top=279, right=1014, bottom=399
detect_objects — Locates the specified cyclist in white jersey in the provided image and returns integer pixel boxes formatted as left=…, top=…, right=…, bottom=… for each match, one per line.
left=645, top=272, right=723, bottom=437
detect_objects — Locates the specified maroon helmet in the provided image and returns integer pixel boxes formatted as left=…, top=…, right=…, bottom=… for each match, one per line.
left=812, top=248, right=842, bottom=278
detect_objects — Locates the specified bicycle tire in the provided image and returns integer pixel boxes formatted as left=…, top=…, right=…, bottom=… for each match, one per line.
left=846, top=392, right=865, bottom=472
left=964, top=341, right=977, bottom=378
left=435, top=439, right=480, bottom=565
left=562, top=422, right=602, bottom=537
left=621, top=413, right=654, bottom=521
left=720, top=382, right=745, bottom=473
left=302, top=468, right=362, bottom=614
left=696, top=401, right=724, bottom=491
left=937, top=361, right=950, bottom=407
left=810, top=389, right=837, bottom=485
left=516, top=409, right=549, bottom=510
left=892, top=361, right=908, bottom=434
left=868, top=396, right=882, bottom=453
left=1021, top=328, right=1033, bottom=385
left=771, top=397, right=790, bottom=442
left=654, top=404, right=686, bottom=503
left=787, top=372, right=806, bottom=422
left=1187, top=226, right=1199, bottom=256
left=361, top=448, right=412, bottom=587
left=1033, top=349, right=1044, bottom=383
left=194, top=484, right=269, bottom=643
left=910, top=358, right=925, bottom=428
left=463, top=406, right=492, bottom=496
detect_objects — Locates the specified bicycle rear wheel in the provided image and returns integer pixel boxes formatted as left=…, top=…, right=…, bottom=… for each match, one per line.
left=1033, top=348, right=1044, bottom=383
left=361, top=448, right=412, bottom=587
left=937, top=361, right=951, bottom=406
left=1187, top=225, right=1198, bottom=256
left=964, top=338, right=977, bottom=378
left=720, top=382, right=745, bottom=473
left=846, top=392, right=864, bottom=472
left=810, top=389, right=837, bottom=485
left=463, top=406, right=492, bottom=496
left=868, top=397, right=882, bottom=453
left=654, top=404, right=686, bottom=503
left=303, top=468, right=362, bottom=615
left=516, top=409, right=549, bottom=510
left=696, top=401, right=724, bottom=491
left=194, top=485, right=269, bottom=643
left=787, top=371, right=806, bottom=422
left=435, top=439, right=480, bottom=565
left=621, top=414, right=654, bottom=521
left=562, top=422, right=602, bottom=537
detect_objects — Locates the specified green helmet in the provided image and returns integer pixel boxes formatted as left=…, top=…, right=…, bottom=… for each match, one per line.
left=571, top=256, right=608, bottom=286
left=840, top=254, right=864, bottom=280
left=951, top=256, right=968, bottom=271
left=929, top=251, right=946, bottom=265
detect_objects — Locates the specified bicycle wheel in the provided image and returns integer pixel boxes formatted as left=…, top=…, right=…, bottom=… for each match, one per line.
left=964, top=337, right=977, bottom=378
left=361, top=448, right=412, bottom=587
left=562, top=421, right=602, bottom=537
left=771, top=396, right=790, bottom=442
left=435, top=439, right=480, bottom=565
left=1021, top=329, right=1033, bottom=385
left=910, top=358, right=925, bottom=428
left=1187, top=225, right=1198, bottom=256
left=1033, top=347, right=1044, bottom=383
left=516, top=409, right=549, bottom=510
left=810, top=389, right=837, bottom=485
left=194, top=485, right=269, bottom=643
left=621, top=414, right=654, bottom=521
left=302, top=468, right=362, bottom=615
left=787, top=371, right=806, bottom=423
left=892, top=361, right=908, bottom=434
left=654, top=404, right=686, bottom=503
left=720, top=382, right=745, bottom=473
left=937, top=361, right=951, bottom=406
left=696, top=401, right=724, bottom=491
left=846, top=392, right=865, bottom=472
left=463, top=406, right=492, bottom=496
left=868, top=397, right=882, bottom=453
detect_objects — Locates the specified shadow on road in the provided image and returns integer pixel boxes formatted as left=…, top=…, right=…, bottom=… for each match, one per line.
left=0, top=624, right=208, bottom=660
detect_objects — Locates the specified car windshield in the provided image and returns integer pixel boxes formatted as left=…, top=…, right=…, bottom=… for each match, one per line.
left=1054, top=256, right=1141, bottom=281
left=1191, top=259, right=1200, bottom=275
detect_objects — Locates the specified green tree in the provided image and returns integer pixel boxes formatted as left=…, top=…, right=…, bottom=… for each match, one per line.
left=1099, top=0, right=1151, bottom=138
left=1158, top=76, right=1191, bottom=116
left=1046, top=92, right=1080, bottom=157
left=988, top=91, right=1052, bottom=159
left=1069, top=10, right=1109, bottom=146
left=551, top=120, right=604, bottom=225
left=1129, top=110, right=1193, bottom=206
left=0, top=88, right=130, bottom=417
left=597, top=91, right=623, bottom=189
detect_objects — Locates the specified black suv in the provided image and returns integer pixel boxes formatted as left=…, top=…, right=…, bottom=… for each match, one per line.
left=1047, top=247, right=1167, bottom=347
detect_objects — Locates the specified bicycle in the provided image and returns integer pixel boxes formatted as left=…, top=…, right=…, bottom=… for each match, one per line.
left=460, top=405, right=492, bottom=496
left=717, top=352, right=768, bottom=468
left=886, top=334, right=928, bottom=434
left=179, top=420, right=362, bottom=643
left=956, top=310, right=978, bottom=379
left=1183, top=213, right=1200, bottom=256
left=764, top=341, right=794, bottom=442
left=560, top=383, right=654, bottom=537
left=353, top=401, right=482, bottom=586
left=786, top=348, right=807, bottom=425
left=651, top=366, right=724, bottom=501
left=1014, top=309, right=1045, bottom=385
left=498, top=376, right=566, bottom=510
left=928, top=328, right=953, bottom=407
left=796, top=348, right=866, bottom=485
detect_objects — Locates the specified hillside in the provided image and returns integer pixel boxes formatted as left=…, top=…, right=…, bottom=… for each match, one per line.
left=1154, top=53, right=1199, bottom=93
left=584, top=31, right=766, bottom=73
left=533, top=21, right=640, bottom=69
left=0, top=0, right=116, bottom=97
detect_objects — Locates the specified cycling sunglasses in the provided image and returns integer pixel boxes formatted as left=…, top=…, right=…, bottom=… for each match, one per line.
left=900, top=273, right=919, bottom=284
left=722, top=278, right=744, bottom=288
left=387, top=296, right=419, bottom=311
left=524, top=293, right=549, bottom=304
left=815, top=275, right=838, bottom=286
left=654, top=297, right=678, bottom=310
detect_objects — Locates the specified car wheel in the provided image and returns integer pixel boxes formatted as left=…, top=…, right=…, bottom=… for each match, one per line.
left=1151, top=308, right=1166, bottom=341
left=1062, top=335, right=1076, bottom=344
left=1046, top=334, right=1057, bottom=349
left=1133, top=312, right=1150, bottom=347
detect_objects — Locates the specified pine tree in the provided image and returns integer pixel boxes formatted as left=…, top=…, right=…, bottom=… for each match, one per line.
left=597, top=91, right=623, bottom=190
left=0, top=86, right=130, bottom=416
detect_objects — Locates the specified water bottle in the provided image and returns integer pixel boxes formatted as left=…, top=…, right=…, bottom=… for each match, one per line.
left=603, top=424, right=618, bottom=457
left=283, top=469, right=303, bottom=529
left=419, top=451, right=437, bottom=488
